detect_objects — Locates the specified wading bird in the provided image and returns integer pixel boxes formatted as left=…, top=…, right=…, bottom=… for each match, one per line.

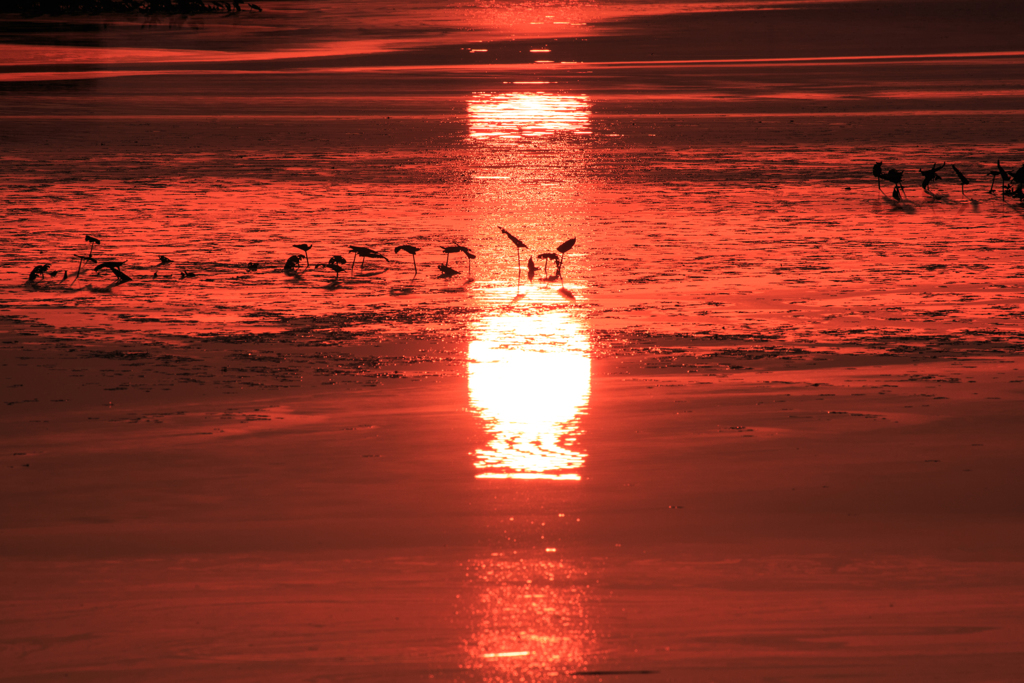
left=394, top=245, right=420, bottom=273
left=499, top=227, right=528, bottom=271
left=441, top=245, right=462, bottom=265
left=293, top=243, right=313, bottom=267
left=527, top=256, right=537, bottom=282
left=85, top=235, right=100, bottom=259
left=284, top=254, right=303, bottom=273
left=920, top=162, right=944, bottom=191
left=348, top=246, right=389, bottom=268
left=323, top=255, right=347, bottom=278
left=988, top=161, right=1010, bottom=196
left=95, top=261, right=131, bottom=283
left=880, top=168, right=906, bottom=200
left=438, top=263, right=459, bottom=278
left=556, top=237, right=576, bottom=278
left=158, top=255, right=173, bottom=266
left=951, top=164, right=972, bottom=197
left=872, top=161, right=884, bottom=193
left=179, top=270, right=195, bottom=279
left=536, top=252, right=559, bottom=277
left=457, top=245, right=476, bottom=274
left=27, top=264, right=50, bottom=283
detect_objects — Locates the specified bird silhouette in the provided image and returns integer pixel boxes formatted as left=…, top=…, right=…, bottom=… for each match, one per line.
left=527, top=256, right=537, bottom=282
left=871, top=161, right=884, bottom=193
left=499, top=227, right=528, bottom=272
left=158, top=255, right=173, bottom=266
left=951, top=165, right=971, bottom=197
left=880, top=168, right=905, bottom=200
left=246, top=262, right=259, bottom=272
left=556, top=237, right=576, bottom=279
left=394, top=245, right=420, bottom=273
left=179, top=270, right=195, bottom=279
left=284, top=254, right=303, bottom=273
left=293, top=243, right=313, bottom=267
left=441, top=245, right=462, bottom=265
left=451, top=244, right=476, bottom=273
left=920, top=162, right=944, bottom=191
left=85, top=235, right=100, bottom=259
left=94, top=261, right=130, bottom=282
left=348, top=246, right=389, bottom=268
left=1011, top=163, right=1024, bottom=191
left=536, top=252, right=559, bottom=276
left=27, top=264, right=50, bottom=283
left=438, top=263, right=459, bottom=278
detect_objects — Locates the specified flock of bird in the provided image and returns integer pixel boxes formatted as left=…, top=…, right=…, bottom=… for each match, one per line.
left=872, top=159, right=1024, bottom=201
left=24, top=227, right=579, bottom=289
left=28, top=160, right=1019, bottom=287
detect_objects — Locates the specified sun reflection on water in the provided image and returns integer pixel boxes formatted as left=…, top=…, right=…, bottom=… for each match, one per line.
left=462, top=556, right=593, bottom=681
left=468, top=92, right=591, bottom=141
left=467, top=296, right=591, bottom=481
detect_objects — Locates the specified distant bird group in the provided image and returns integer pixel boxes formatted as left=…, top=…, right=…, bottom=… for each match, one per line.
left=498, top=227, right=576, bottom=284
left=26, top=231, right=583, bottom=291
left=873, top=159, right=1024, bottom=202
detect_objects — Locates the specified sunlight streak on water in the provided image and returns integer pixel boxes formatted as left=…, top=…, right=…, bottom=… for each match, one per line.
left=468, top=298, right=591, bottom=480
left=462, top=556, right=593, bottom=681
left=468, top=92, right=591, bottom=140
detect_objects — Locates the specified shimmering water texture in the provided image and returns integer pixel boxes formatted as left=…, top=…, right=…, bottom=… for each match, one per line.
left=4, top=106, right=1024, bottom=353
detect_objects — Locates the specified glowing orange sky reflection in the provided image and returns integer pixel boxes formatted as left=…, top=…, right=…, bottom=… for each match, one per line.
left=468, top=298, right=591, bottom=481
left=468, top=92, right=591, bottom=140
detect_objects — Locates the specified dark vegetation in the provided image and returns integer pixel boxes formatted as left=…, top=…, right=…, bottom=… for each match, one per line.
left=7, top=1, right=261, bottom=15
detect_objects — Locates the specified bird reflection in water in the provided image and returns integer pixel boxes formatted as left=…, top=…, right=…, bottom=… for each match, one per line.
left=467, top=296, right=591, bottom=480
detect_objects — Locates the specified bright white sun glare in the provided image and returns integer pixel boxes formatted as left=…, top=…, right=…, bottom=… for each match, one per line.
left=467, top=92, right=591, bottom=141
left=468, top=301, right=591, bottom=480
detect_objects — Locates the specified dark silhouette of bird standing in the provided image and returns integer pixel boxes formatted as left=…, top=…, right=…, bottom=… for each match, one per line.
left=441, top=245, right=462, bottom=265
left=556, top=237, right=576, bottom=279
left=457, top=245, right=476, bottom=274
left=323, top=255, right=347, bottom=278
left=951, top=164, right=971, bottom=197
left=94, top=261, right=131, bottom=283
left=85, top=235, right=100, bottom=259
left=872, top=161, right=884, bottom=193
left=920, top=162, right=944, bottom=191
left=536, top=252, right=558, bottom=276
left=348, top=246, right=389, bottom=268
left=527, top=256, right=537, bottom=282
left=499, top=227, right=528, bottom=272
left=438, top=263, right=459, bottom=278
left=880, top=168, right=905, bottom=200
left=293, top=244, right=313, bottom=267
left=394, top=245, right=420, bottom=273
left=27, top=264, right=50, bottom=283
left=284, top=254, right=303, bottom=273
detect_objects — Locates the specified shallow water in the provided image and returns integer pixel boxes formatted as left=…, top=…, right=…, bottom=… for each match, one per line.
left=2, top=3, right=1024, bottom=681
left=3, top=105, right=1023, bottom=352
